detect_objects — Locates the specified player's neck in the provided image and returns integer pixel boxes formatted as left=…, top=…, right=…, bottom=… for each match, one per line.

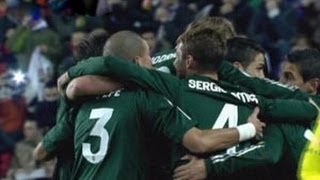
left=191, top=69, right=219, bottom=80
left=199, top=72, right=219, bottom=81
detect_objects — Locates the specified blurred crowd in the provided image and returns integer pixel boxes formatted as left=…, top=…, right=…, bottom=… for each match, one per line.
left=0, top=0, right=320, bottom=179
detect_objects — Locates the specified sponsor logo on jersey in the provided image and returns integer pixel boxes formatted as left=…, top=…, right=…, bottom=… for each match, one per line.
left=188, top=79, right=259, bottom=104
left=152, top=53, right=176, bottom=65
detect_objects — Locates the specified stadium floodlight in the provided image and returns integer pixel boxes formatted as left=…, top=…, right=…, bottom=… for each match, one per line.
left=12, top=70, right=26, bottom=85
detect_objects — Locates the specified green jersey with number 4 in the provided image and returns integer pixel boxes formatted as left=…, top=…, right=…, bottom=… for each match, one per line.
left=67, top=56, right=317, bottom=174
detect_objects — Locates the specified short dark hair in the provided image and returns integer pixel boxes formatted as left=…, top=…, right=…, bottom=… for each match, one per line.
left=178, top=28, right=226, bottom=71
left=226, top=37, right=265, bottom=68
left=287, top=49, right=320, bottom=81
left=75, top=29, right=109, bottom=61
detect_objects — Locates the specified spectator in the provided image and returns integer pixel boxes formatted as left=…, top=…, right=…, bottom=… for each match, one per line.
left=0, top=70, right=26, bottom=141
left=290, top=34, right=313, bottom=51
left=7, top=119, right=54, bottom=179
left=57, top=30, right=87, bottom=76
left=35, top=80, right=59, bottom=131
left=140, top=26, right=170, bottom=56
left=210, top=0, right=254, bottom=34
left=6, top=4, right=62, bottom=71
left=296, top=0, right=320, bottom=37
left=0, top=130, right=14, bottom=178
left=248, top=0, right=298, bottom=79
left=154, top=0, right=196, bottom=46
left=0, top=0, right=16, bottom=46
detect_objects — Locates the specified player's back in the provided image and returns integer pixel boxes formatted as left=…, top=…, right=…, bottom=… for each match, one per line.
left=180, top=76, right=254, bottom=130
left=71, top=89, right=150, bottom=180
left=171, top=75, right=262, bottom=166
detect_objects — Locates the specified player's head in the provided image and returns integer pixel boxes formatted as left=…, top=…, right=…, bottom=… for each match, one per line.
left=75, top=29, right=109, bottom=62
left=280, top=49, right=320, bottom=95
left=103, top=30, right=152, bottom=68
left=226, top=37, right=266, bottom=78
left=173, top=16, right=234, bottom=77
left=174, top=28, right=226, bottom=77
left=184, top=16, right=236, bottom=42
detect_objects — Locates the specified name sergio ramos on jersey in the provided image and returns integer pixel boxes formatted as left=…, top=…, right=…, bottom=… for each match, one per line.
left=188, top=79, right=259, bottom=104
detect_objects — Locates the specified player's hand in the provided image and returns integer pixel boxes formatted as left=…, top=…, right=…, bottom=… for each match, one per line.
left=247, top=107, right=266, bottom=139
left=57, top=72, right=70, bottom=95
left=33, top=142, right=48, bottom=161
left=173, top=154, right=207, bottom=180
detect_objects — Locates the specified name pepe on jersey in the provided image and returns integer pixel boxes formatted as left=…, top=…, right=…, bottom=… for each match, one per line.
left=188, top=79, right=259, bottom=104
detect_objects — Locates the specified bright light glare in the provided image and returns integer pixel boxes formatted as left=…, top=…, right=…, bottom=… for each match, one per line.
left=12, top=70, right=25, bottom=85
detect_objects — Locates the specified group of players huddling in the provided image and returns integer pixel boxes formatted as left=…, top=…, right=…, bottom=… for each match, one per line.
left=32, top=16, right=320, bottom=180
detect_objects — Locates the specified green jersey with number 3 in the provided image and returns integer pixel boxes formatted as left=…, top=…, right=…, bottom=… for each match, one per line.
left=70, top=89, right=194, bottom=180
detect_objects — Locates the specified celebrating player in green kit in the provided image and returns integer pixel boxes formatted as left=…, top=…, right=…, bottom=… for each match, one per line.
left=59, top=26, right=318, bottom=180
left=35, top=30, right=268, bottom=180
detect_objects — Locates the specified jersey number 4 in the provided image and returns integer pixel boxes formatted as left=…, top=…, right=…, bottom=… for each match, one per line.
left=212, top=103, right=238, bottom=154
left=82, top=108, right=114, bottom=164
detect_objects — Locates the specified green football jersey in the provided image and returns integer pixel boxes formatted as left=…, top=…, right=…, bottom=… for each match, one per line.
left=218, top=61, right=310, bottom=101
left=68, top=56, right=317, bottom=124
left=42, top=97, right=75, bottom=180
left=152, top=49, right=176, bottom=74
left=64, top=89, right=194, bottom=180
left=153, top=49, right=310, bottom=101
left=149, top=51, right=319, bottom=178
left=67, top=56, right=318, bottom=176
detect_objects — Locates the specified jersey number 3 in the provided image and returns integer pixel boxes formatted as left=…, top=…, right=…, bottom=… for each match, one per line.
left=82, top=108, right=114, bottom=164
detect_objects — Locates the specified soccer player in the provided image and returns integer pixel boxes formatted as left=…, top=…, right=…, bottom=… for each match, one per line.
left=173, top=49, right=320, bottom=179
left=58, top=17, right=318, bottom=179
left=34, top=29, right=112, bottom=180
left=152, top=16, right=236, bottom=75
left=279, top=49, right=320, bottom=179
left=61, top=28, right=318, bottom=180
left=35, top=30, right=266, bottom=180
left=280, top=49, right=320, bottom=98
left=225, top=37, right=266, bottom=78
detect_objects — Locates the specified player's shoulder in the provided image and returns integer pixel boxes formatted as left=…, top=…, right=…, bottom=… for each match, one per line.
left=261, top=77, right=299, bottom=91
left=311, top=95, right=320, bottom=107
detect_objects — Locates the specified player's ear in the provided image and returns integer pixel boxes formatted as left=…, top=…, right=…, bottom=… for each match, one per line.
left=133, top=56, right=141, bottom=66
left=186, top=55, right=196, bottom=69
left=309, top=78, right=320, bottom=94
left=233, top=61, right=244, bottom=71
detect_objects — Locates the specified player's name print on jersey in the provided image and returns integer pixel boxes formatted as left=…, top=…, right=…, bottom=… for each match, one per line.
left=99, top=89, right=123, bottom=99
left=231, top=92, right=259, bottom=104
left=152, top=52, right=176, bottom=65
left=189, top=79, right=227, bottom=93
left=188, top=79, right=259, bottom=104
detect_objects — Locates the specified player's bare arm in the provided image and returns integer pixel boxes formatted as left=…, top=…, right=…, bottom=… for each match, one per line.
left=175, top=107, right=265, bottom=179
left=57, top=72, right=122, bottom=100
left=33, top=142, right=48, bottom=161
left=66, top=75, right=122, bottom=100
left=182, top=107, right=265, bottom=153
